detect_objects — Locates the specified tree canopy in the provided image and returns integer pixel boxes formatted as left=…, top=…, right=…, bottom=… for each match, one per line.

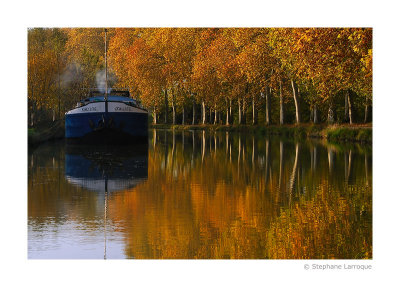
left=28, top=27, right=372, bottom=126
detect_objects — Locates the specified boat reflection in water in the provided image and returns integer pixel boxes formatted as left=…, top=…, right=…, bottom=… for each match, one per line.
left=65, top=143, right=148, bottom=193
left=64, top=143, right=148, bottom=259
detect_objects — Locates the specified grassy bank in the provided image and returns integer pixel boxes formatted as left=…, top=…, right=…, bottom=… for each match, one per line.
left=28, top=121, right=371, bottom=146
left=28, top=120, right=65, bottom=147
left=150, top=123, right=372, bottom=143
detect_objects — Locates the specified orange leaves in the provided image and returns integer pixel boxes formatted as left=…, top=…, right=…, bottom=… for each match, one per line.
left=110, top=28, right=203, bottom=110
left=28, top=28, right=69, bottom=110
left=63, top=28, right=105, bottom=64
left=270, top=28, right=372, bottom=102
left=193, top=28, right=257, bottom=105
left=28, top=27, right=373, bottom=119
left=109, top=29, right=165, bottom=109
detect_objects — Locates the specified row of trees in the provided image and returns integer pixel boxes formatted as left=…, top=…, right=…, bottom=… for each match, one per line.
left=28, top=28, right=372, bottom=126
left=28, top=28, right=106, bottom=125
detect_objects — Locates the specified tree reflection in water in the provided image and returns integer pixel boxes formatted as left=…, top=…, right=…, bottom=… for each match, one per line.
left=28, top=130, right=372, bottom=259
left=110, top=130, right=372, bottom=259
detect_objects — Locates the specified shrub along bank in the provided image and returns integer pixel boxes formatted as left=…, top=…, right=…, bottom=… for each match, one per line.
left=150, top=124, right=372, bottom=143
left=28, top=120, right=65, bottom=147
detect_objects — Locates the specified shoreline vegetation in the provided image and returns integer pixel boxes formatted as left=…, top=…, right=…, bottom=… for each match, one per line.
left=28, top=120, right=65, bottom=147
left=28, top=120, right=372, bottom=147
left=151, top=123, right=372, bottom=143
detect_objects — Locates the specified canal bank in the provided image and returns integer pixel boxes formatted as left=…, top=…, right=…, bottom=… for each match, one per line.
left=28, top=120, right=65, bottom=147
left=28, top=121, right=372, bottom=146
left=150, top=123, right=372, bottom=144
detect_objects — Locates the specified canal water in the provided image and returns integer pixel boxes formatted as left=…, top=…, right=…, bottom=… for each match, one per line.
left=28, top=129, right=372, bottom=259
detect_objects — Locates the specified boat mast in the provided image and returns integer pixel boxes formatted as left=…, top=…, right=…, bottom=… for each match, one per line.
left=104, top=28, right=108, bottom=102
left=104, top=175, right=108, bottom=260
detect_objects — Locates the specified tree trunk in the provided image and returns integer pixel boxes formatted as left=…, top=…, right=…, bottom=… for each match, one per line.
left=344, top=91, right=349, bottom=123
left=242, top=98, right=247, bottom=125
left=192, top=96, right=196, bottom=125
left=265, top=86, right=271, bottom=125
left=226, top=104, right=229, bottom=126
left=164, top=89, right=168, bottom=124
left=202, top=100, right=206, bottom=124
left=310, top=107, right=313, bottom=122
left=172, top=100, right=176, bottom=125
left=290, top=79, right=301, bottom=124
left=313, top=106, right=318, bottom=124
left=214, top=103, right=217, bottom=124
left=347, top=89, right=353, bottom=125
left=238, top=98, right=242, bottom=125
left=279, top=80, right=284, bottom=125
left=182, top=106, right=185, bottom=125
left=209, top=106, right=212, bottom=123
left=364, top=104, right=370, bottom=123
left=229, top=99, right=232, bottom=124
left=328, top=102, right=335, bottom=125
left=153, top=110, right=157, bottom=124
left=252, top=95, right=255, bottom=125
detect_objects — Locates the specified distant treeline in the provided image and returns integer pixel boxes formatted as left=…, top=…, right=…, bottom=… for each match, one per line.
left=28, top=28, right=372, bottom=126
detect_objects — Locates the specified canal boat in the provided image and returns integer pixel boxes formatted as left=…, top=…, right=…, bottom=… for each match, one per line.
left=65, top=89, right=148, bottom=142
left=65, top=28, right=148, bottom=142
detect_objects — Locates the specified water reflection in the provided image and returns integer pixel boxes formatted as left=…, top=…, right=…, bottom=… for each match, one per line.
left=65, top=144, right=148, bottom=192
left=28, top=142, right=148, bottom=259
left=28, top=130, right=372, bottom=259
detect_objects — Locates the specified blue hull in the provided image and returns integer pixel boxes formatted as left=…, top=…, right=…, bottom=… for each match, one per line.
left=65, top=112, right=148, bottom=141
left=64, top=143, right=148, bottom=192
left=65, top=143, right=148, bottom=180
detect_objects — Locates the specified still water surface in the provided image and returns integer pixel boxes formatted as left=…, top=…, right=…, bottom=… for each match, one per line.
left=28, top=129, right=372, bottom=259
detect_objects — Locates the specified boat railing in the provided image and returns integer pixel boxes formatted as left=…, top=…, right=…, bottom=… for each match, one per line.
left=88, top=89, right=130, bottom=98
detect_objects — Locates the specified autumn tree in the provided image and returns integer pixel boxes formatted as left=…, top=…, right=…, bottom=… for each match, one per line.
left=28, top=28, right=68, bottom=125
left=269, top=28, right=372, bottom=125
left=109, top=29, right=165, bottom=123
left=28, top=28, right=372, bottom=127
